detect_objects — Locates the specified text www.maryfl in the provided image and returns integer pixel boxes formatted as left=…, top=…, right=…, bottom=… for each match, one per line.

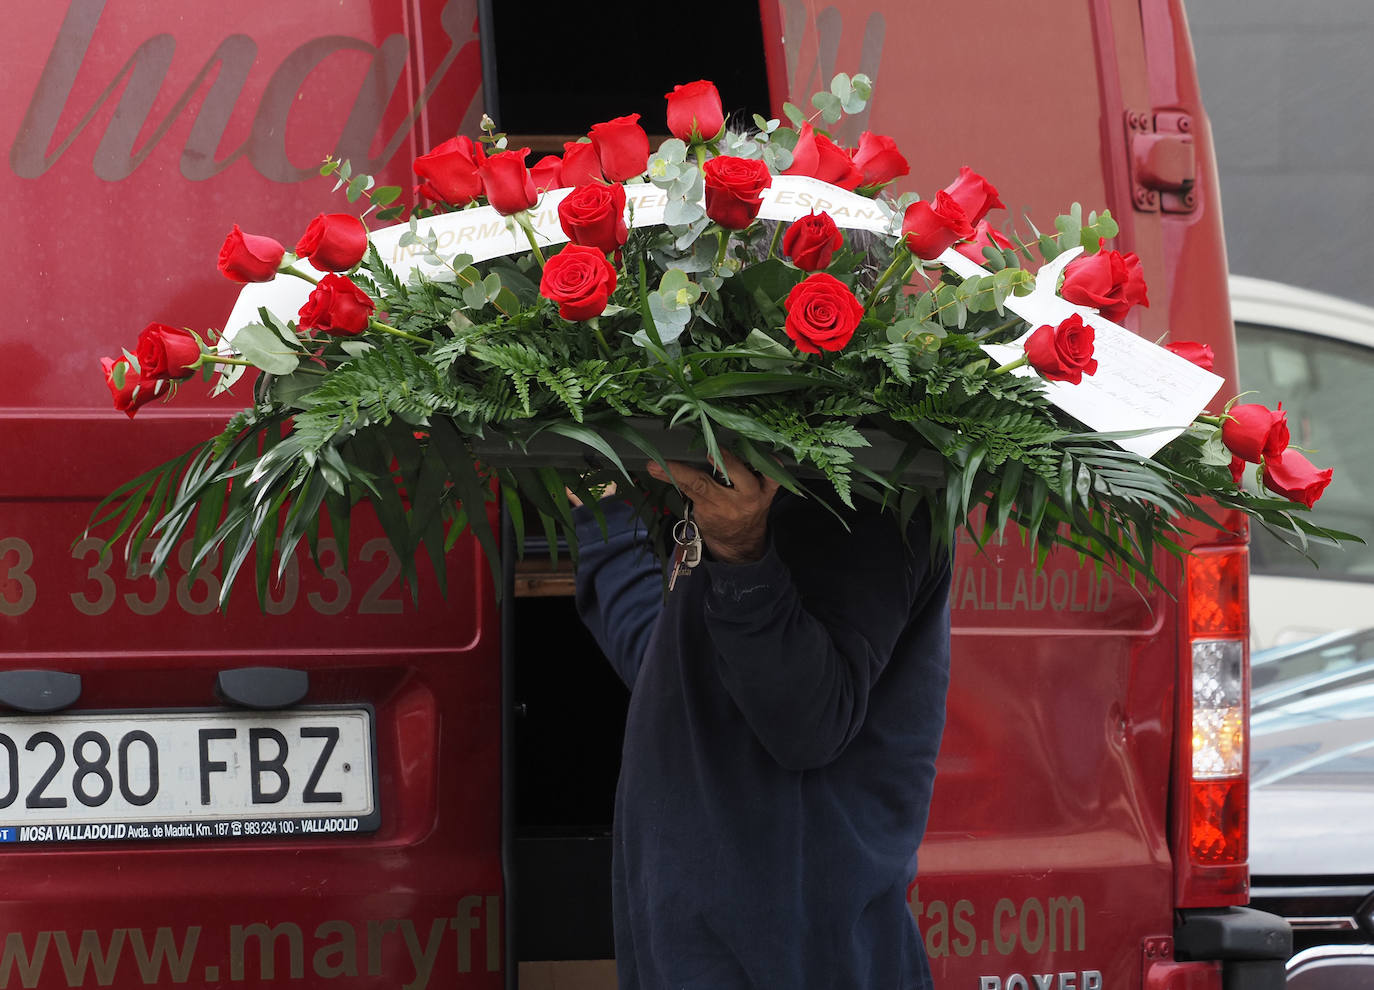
left=0, top=897, right=499, bottom=989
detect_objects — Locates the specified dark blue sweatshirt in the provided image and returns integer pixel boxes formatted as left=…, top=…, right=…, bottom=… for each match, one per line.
left=574, top=493, right=952, bottom=989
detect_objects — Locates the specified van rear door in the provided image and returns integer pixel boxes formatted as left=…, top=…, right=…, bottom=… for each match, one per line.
left=2, top=3, right=507, bottom=988
left=761, top=1, right=1239, bottom=986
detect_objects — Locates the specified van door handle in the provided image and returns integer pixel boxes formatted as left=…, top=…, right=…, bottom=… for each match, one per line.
left=215, top=667, right=309, bottom=710
left=0, top=670, right=82, bottom=713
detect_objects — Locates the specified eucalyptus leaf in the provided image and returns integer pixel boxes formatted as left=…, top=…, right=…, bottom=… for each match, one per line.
left=231, top=322, right=301, bottom=375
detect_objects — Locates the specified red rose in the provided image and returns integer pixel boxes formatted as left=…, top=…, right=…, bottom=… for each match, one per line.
left=1222, top=403, right=1289, bottom=463
left=557, top=182, right=628, bottom=256
left=1060, top=249, right=1150, bottom=323
left=901, top=192, right=973, bottom=260
left=942, top=166, right=1005, bottom=225
left=217, top=225, right=285, bottom=283
left=1262, top=449, right=1334, bottom=508
left=101, top=356, right=165, bottom=419
left=1164, top=340, right=1215, bottom=372
left=1024, top=313, right=1099, bottom=384
left=785, top=123, right=862, bottom=190
left=413, top=135, right=485, bottom=206
left=850, top=131, right=909, bottom=192
left=782, top=211, right=843, bottom=272
left=665, top=80, right=725, bottom=143
left=561, top=141, right=604, bottom=187
left=954, top=220, right=1015, bottom=266
left=783, top=273, right=864, bottom=354
left=703, top=156, right=772, bottom=230
left=478, top=148, right=537, bottom=215
left=531, top=155, right=564, bottom=193
left=295, top=213, right=368, bottom=273
left=135, top=322, right=201, bottom=381
left=539, top=244, right=618, bottom=321
left=589, top=114, right=650, bottom=182
left=298, top=273, right=376, bottom=337
left=1228, top=456, right=1246, bottom=485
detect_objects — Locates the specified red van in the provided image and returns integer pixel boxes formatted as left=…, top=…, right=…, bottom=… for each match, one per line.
left=1, top=1, right=1288, bottom=988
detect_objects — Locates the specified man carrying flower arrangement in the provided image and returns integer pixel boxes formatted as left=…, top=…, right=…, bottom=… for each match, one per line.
left=574, top=448, right=952, bottom=989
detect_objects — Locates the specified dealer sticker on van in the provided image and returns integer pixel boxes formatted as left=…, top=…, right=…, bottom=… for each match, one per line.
left=0, top=708, right=378, bottom=843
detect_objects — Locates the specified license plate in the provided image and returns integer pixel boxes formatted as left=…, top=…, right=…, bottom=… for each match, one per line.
left=0, top=708, right=378, bottom=844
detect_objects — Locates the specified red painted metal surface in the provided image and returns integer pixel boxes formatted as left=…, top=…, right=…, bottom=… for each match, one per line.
left=755, top=2, right=1234, bottom=986
left=2, top=2, right=501, bottom=987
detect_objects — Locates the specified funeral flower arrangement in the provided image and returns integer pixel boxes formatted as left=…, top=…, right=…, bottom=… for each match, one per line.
left=92, top=74, right=1350, bottom=601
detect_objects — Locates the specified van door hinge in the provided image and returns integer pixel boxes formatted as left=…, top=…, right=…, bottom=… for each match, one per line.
left=1126, top=110, right=1197, bottom=214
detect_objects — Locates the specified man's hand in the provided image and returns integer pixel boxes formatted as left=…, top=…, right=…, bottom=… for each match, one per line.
left=647, top=449, right=780, bottom=564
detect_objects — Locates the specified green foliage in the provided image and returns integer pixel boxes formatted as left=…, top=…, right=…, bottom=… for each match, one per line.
left=84, top=74, right=1359, bottom=609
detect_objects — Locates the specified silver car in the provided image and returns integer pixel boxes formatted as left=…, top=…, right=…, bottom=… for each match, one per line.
left=1232, top=276, right=1374, bottom=651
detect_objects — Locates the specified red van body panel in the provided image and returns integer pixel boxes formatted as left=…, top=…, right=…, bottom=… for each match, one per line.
left=761, top=1, right=1239, bottom=986
left=4, top=3, right=505, bottom=987
left=1, top=1, right=1257, bottom=988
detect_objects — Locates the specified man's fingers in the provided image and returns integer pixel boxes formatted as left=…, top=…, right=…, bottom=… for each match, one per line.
left=647, top=459, right=721, bottom=502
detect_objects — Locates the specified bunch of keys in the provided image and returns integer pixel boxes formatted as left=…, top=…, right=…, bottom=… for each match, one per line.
left=668, top=503, right=703, bottom=591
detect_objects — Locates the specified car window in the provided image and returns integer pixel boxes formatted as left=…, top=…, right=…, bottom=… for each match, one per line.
left=1236, top=322, right=1374, bottom=580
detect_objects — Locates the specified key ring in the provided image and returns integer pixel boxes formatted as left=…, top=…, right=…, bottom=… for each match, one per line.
left=672, top=518, right=699, bottom=546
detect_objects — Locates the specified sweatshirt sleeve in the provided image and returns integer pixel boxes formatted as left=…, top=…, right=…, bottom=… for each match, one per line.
left=573, top=499, right=665, bottom=690
left=701, top=503, right=945, bottom=771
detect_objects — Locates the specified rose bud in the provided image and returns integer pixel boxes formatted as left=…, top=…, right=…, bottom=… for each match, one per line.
left=101, top=356, right=166, bottom=419
left=851, top=131, right=909, bottom=192
left=1262, top=449, right=1334, bottom=508
left=539, top=244, right=618, bottom=321
left=665, top=80, right=726, bottom=143
left=784, top=273, right=864, bottom=354
left=1024, top=313, right=1099, bottom=384
left=296, top=213, right=368, bottom=273
left=1222, top=403, right=1289, bottom=463
left=217, top=225, right=285, bottom=283
left=561, top=141, right=604, bottom=187
left=478, top=148, right=538, bottom=215
left=135, top=322, right=202, bottom=381
left=785, top=123, right=862, bottom=190
left=530, top=154, right=564, bottom=193
left=413, top=135, right=486, bottom=206
left=297, top=273, right=377, bottom=337
left=1059, top=248, right=1150, bottom=323
left=782, top=211, right=844, bottom=272
left=954, top=220, right=1015, bottom=266
left=557, top=182, right=628, bottom=257
left=589, top=114, right=650, bottom=182
left=901, top=192, right=974, bottom=260
left=1164, top=339, right=1215, bottom=372
left=942, top=166, right=1005, bottom=226
left=702, top=156, right=773, bottom=230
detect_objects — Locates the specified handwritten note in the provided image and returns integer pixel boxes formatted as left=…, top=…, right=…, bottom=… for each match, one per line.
left=940, top=246, right=1223, bottom=456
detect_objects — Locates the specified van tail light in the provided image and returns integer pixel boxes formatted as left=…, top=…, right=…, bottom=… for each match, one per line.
left=1177, top=545, right=1250, bottom=905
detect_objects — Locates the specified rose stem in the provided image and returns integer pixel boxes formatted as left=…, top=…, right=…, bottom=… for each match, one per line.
left=516, top=213, right=547, bottom=267
left=864, top=251, right=912, bottom=309
left=197, top=354, right=325, bottom=375
left=588, top=318, right=611, bottom=357
left=280, top=267, right=321, bottom=286
left=767, top=220, right=784, bottom=260
left=992, top=355, right=1028, bottom=375
left=368, top=319, right=430, bottom=345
